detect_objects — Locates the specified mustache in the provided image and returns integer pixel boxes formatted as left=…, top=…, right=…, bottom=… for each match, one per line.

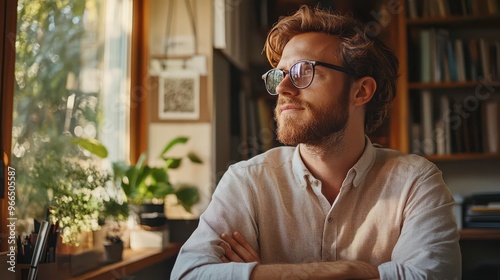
left=277, top=97, right=306, bottom=108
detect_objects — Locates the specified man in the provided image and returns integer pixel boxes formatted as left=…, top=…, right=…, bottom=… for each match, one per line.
left=171, top=5, right=461, bottom=280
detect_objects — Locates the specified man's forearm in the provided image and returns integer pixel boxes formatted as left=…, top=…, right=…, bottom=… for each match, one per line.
left=250, top=261, right=379, bottom=280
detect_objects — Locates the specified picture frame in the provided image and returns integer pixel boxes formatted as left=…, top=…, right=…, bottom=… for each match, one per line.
left=158, top=69, right=200, bottom=120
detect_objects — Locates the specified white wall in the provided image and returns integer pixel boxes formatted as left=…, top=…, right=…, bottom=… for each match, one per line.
left=148, top=0, right=214, bottom=218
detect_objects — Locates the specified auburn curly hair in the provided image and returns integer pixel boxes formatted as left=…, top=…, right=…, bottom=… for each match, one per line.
left=264, top=5, right=399, bottom=134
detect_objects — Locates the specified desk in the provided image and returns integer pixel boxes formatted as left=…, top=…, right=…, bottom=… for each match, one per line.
left=68, top=243, right=180, bottom=280
left=459, top=229, right=500, bottom=240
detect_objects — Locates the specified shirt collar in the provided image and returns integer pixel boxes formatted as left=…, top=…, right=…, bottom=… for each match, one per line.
left=350, top=136, right=376, bottom=187
left=290, top=135, right=377, bottom=188
left=291, top=145, right=309, bottom=189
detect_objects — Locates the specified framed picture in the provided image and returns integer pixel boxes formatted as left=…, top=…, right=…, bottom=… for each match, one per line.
left=158, top=69, right=200, bottom=120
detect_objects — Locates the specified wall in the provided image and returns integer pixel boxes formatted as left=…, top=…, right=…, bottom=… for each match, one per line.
left=148, top=0, right=214, bottom=218
left=437, top=159, right=500, bottom=197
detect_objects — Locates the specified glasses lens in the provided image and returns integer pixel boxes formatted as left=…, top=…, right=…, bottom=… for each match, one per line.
left=290, top=61, right=314, bottom=88
left=265, top=69, right=283, bottom=95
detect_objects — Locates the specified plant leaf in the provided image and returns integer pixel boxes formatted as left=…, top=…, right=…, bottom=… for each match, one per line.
left=158, top=136, right=188, bottom=158
left=149, top=167, right=168, bottom=183
left=175, top=185, right=200, bottom=213
left=164, top=157, right=182, bottom=169
left=151, top=182, right=172, bottom=198
left=135, top=152, right=147, bottom=169
left=187, top=152, right=203, bottom=164
left=72, top=137, right=108, bottom=158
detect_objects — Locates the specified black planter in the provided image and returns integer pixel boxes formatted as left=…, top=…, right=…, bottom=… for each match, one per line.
left=104, top=242, right=123, bottom=263
left=139, top=203, right=165, bottom=214
left=138, top=203, right=167, bottom=228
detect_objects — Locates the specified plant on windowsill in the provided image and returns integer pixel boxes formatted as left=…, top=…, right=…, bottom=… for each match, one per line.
left=101, top=199, right=129, bottom=263
left=42, top=137, right=111, bottom=247
left=112, top=136, right=202, bottom=228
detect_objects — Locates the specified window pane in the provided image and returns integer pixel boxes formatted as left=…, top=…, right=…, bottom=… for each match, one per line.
left=13, top=0, right=131, bottom=234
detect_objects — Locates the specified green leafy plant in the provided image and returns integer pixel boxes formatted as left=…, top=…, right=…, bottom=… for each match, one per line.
left=47, top=160, right=112, bottom=246
left=43, top=137, right=112, bottom=246
left=112, top=136, right=202, bottom=212
left=101, top=197, right=129, bottom=244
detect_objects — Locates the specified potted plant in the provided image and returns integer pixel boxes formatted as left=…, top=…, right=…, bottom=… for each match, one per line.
left=112, top=136, right=202, bottom=228
left=41, top=137, right=111, bottom=247
left=101, top=199, right=129, bottom=263
left=46, top=160, right=111, bottom=247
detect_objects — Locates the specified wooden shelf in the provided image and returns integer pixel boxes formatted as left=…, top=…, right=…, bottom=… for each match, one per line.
left=407, top=14, right=500, bottom=28
left=460, top=228, right=500, bottom=240
left=409, top=81, right=500, bottom=90
left=425, top=153, right=500, bottom=162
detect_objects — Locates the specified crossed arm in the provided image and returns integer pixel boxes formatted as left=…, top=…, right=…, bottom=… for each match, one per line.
left=219, top=231, right=380, bottom=280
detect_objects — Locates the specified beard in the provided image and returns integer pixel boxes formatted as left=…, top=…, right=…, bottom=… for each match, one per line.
left=274, top=84, right=350, bottom=146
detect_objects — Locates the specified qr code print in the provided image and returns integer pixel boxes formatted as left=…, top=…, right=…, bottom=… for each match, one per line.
left=163, top=77, right=195, bottom=113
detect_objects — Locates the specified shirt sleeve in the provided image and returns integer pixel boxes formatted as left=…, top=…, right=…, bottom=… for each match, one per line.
left=377, top=162, right=462, bottom=280
left=170, top=166, right=259, bottom=280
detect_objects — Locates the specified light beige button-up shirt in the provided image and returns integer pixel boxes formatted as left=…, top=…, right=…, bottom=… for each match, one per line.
left=171, top=138, right=461, bottom=280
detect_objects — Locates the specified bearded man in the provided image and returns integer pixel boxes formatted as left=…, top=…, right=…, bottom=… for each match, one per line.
left=171, top=5, right=461, bottom=280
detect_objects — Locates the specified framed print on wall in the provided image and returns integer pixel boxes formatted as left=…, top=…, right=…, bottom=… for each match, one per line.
left=158, top=69, right=200, bottom=120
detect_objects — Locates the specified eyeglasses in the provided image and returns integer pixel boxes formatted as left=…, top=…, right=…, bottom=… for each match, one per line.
left=261, top=60, right=355, bottom=95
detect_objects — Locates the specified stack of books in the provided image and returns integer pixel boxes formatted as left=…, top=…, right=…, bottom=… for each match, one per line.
left=463, top=192, right=500, bottom=228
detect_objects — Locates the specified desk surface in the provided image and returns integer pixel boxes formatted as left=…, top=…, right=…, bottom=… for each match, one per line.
left=68, top=243, right=181, bottom=280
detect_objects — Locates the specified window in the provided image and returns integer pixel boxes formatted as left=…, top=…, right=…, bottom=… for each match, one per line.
left=11, top=0, right=132, bottom=236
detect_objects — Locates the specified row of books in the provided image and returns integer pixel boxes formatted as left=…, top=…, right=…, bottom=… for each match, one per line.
left=411, top=91, right=500, bottom=156
left=417, top=28, right=500, bottom=83
left=407, top=0, right=500, bottom=19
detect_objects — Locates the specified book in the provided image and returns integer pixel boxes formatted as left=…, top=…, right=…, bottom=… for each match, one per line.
left=487, top=0, right=499, bottom=13
left=446, top=40, right=458, bottom=82
left=461, top=0, right=471, bottom=15
left=432, top=29, right=441, bottom=82
left=407, top=0, right=419, bottom=19
left=454, top=39, right=467, bottom=82
left=450, top=98, right=464, bottom=153
left=469, top=103, right=484, bottom=153
left=435, top=119, right=446, bottom=155
left=440, top=95, right=452, bottom=154
left=419, top=29, right=432, bottom=82
left=467, top=38, right=480, bottom=80
left=482, top=100, right=499, bottom=153
left=479, top=38, right=491, bottom=80
left=436, top=0, right=450, bottom=17
left=421, top=90, right=435, bottom=155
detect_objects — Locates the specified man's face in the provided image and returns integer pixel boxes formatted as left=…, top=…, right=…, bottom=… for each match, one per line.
left=274, top=32, right=351, bottom=146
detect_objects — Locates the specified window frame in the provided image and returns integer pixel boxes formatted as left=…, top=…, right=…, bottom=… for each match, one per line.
left=1, top=0, right=18, bottom=252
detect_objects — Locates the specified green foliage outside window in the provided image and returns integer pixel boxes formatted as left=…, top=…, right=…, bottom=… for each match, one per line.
left=13, top=0, right=105, bottom=235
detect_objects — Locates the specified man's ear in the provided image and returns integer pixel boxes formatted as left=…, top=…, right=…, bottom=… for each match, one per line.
left=351, top=77, right=376, bottom=107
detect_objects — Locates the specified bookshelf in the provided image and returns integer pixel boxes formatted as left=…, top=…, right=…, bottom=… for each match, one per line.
left=395, top=0, right=500, bottom=161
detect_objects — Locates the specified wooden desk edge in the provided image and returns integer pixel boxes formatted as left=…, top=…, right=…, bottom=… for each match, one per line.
left=68, top=243, right=181, bottom=280
left=459, top=228, right=500, bottom=240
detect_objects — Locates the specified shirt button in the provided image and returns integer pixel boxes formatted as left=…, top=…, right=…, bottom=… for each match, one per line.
left=328, top=217, right=333, bottom=223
